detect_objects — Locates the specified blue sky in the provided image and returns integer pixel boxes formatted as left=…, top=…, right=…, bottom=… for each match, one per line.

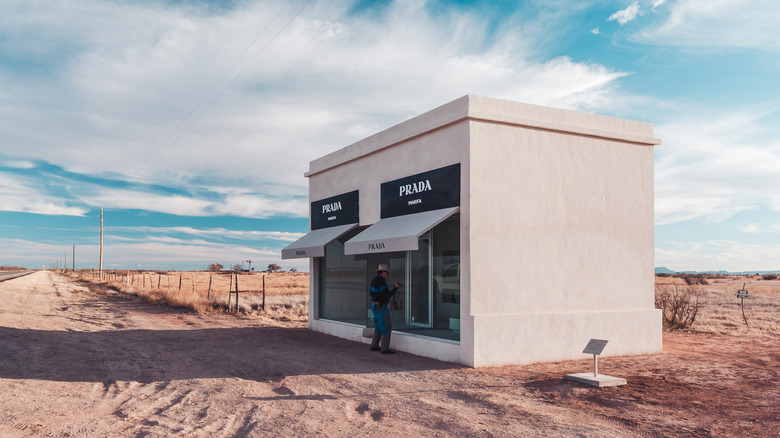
left=1, top=0, right=778, bottom=272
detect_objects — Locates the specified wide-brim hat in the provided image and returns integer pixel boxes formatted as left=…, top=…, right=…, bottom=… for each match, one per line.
left=377, top=264, right=390, bottom=272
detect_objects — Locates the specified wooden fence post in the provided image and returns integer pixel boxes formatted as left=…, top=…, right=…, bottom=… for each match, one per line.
left=262, top=275, right=266, bottom=311
left=208, top=275, right=212, bottom=299
left=179, top=274, right=182, bottom=291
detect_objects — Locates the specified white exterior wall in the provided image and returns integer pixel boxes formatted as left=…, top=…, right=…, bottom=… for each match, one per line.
left=304, top=95, right=661, bottom=367
left=306, top=113, right=473, bottom=365
left=466, top=96, right=661, bottom=366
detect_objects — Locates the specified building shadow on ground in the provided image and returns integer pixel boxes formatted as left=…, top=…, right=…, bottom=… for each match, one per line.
left=0, top=325, right=460, bottom=384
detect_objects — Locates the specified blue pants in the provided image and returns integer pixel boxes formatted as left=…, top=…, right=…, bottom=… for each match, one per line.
left=373, top=304, right=390, bottom=335
left=371, top=304, right=392, bottom=351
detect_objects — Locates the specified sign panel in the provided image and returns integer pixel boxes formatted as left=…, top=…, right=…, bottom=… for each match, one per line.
left=737, top=290, right=748, bottom=298
left=380, top=163, right=460, bottom=219
left=310, top=190, right=359, bottom=230
left=582, top=339, right=608, bottom=355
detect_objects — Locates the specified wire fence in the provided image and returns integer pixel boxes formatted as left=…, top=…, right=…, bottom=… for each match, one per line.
left=77, top=270, right=308, bottom=314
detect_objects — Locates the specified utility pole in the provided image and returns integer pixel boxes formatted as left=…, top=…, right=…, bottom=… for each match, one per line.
left=65, top=251, right=67, bottom=272
left=72, top=244, right=75, bottom=270
left=99, top=207, right=104, bottom=277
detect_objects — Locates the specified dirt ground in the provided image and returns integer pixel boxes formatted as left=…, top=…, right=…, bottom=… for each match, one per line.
left=1, top=271, right=778, bottom=437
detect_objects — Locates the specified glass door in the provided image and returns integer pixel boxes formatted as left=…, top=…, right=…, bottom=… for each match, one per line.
left=409, top=235, right=432, bottom=327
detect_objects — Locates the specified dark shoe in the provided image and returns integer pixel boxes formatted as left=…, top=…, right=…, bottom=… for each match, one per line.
left=370, top=347, right=381, bottom=351
left=381, top=350, right=396, bottom=354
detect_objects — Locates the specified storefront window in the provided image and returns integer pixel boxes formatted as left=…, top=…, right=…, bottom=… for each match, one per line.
left=318, top=215, right=460, bottom=341
left=318, top=228, right=366, bottom=324
left=431, top=214, right=460, bottom=339
left=409, top=238, right=431, bottom=326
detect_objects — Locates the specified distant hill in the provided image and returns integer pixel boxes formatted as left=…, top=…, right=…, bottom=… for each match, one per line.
left=655, top=267, right=780, bottom=275
left=655, top=267, right=676, bottom=274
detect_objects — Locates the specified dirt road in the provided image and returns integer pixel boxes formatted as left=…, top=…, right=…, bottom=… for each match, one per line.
left=1, top=272, right=778, bottom=437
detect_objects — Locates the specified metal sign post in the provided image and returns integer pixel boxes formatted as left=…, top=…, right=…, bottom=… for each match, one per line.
left=737, top=283, right=749, bottom=326
left=583, top=339, right=609, bottom=377
left=564, top=338, right=626, bottom=387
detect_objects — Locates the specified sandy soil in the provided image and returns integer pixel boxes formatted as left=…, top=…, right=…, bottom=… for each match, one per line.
left=1, top=271, right=778, bottom=437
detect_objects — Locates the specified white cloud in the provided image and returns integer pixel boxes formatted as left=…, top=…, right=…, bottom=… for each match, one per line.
left=115, top=226, right=304, bottom=242
left=0, top=237, right=307, bottom=272
left=0, top=173, right=88, bottom=216
left=0, top=160, right=309, bottom=219
left=96, top=240, right=304, bottom=271
left=590, top=27, right=600, bottom=35
left=655, top=239, right=780, bottom=272
left=77, top=186, right=307, bottom=218
left=211, top=190, right=306, bottom=218
left=0, top=0, right=628, bottom=205
left=737, top=223, right=780, bottom=234
left=637, top=0, right=780, bottom=50
left=608, top=1, right=642, bottom=26
left=654, top=108, right=780, bottom=225
left=0, top=159, right=35, bottom=169
left=83, top=189, right=214, bottom=216
left=651, top=0, right=667, bottom=10
left=0, top=239, right=70, bottom=268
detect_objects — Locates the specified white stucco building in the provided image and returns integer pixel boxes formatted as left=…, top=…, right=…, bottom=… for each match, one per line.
left=282, top=95, right=662, bottom=367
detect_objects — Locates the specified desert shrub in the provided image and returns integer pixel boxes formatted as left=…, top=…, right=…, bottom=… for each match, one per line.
left=761, top=274, right=778, bottom=281
left=655, top=284, right=704, bottom=329
left=679, top=273, right=709, bottom=285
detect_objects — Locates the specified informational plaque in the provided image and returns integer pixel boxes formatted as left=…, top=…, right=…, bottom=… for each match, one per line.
left=565, top=338, right=625, bottom=384
left=582, top=339, right=608, bottom=355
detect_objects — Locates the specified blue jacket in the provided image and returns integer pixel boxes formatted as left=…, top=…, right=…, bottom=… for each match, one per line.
left=370, top=274, right=398, bottom=306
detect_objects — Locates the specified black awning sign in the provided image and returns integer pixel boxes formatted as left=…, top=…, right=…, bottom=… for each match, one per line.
left=380, top=163, right=460, bottom=219
left=310, top=190, right=359, bottom=230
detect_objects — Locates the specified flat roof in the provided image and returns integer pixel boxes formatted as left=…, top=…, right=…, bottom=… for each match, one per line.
left=306, top=95, right=661, bottom=177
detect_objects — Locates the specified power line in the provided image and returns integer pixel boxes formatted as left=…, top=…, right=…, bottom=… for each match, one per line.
left=143, top=0, right=312, bottom=174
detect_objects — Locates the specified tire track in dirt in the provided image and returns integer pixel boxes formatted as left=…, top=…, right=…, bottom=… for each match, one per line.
left=0, top=272, right=252, bottom=437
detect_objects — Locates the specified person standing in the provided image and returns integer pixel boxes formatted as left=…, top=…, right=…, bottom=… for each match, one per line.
left=369, top=264, right=401, bottom=354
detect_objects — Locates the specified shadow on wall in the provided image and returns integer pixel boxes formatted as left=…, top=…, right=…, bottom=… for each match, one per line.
left=0, top=326, right=460, bottom=383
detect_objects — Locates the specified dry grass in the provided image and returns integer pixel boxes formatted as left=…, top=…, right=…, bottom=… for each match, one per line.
left=67, top=270, right=778, bottom=337
left=656, top=275, right=780, bottom=337
left=68, top=270, right=310, bottom=322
